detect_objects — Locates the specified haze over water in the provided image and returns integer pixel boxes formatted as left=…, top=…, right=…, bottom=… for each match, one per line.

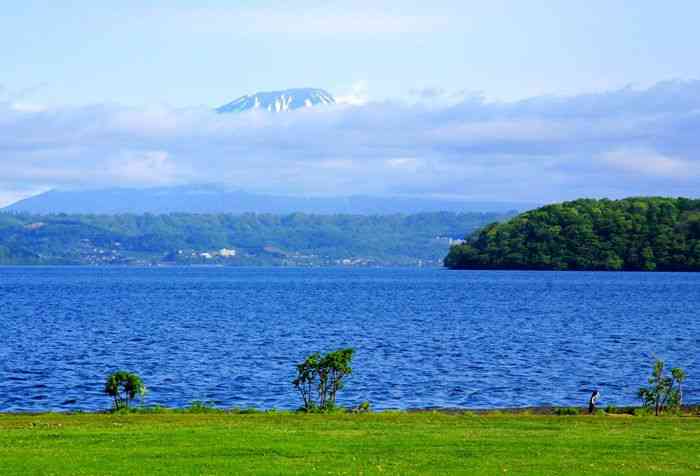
left=1, top=267, right=698, bottom=412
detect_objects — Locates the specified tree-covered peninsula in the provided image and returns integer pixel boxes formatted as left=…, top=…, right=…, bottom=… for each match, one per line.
left=444, top=197, right=700, bottom=271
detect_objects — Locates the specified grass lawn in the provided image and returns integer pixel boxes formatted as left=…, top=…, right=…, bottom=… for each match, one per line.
left=1, top=411, right=699, bottom=475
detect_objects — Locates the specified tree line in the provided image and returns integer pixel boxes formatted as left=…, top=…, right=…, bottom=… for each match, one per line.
left=0, top=211, right=511, bottom=266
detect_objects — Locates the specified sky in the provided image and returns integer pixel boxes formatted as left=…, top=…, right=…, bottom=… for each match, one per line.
left=1, top=1, right=700, bottom=206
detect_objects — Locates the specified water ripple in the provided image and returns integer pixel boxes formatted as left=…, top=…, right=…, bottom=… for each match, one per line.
left=1, top=267, right=698, bottom=411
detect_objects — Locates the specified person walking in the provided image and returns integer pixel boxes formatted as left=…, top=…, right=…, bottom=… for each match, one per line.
left=588, top=390, right=601, bottom=414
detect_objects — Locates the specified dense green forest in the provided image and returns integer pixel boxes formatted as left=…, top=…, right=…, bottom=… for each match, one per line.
left=444, top=197, right=700, bottom=271
left=0, top=211, right=511, bottom=266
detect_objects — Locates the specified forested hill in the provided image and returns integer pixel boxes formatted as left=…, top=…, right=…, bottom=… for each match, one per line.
left=0, top=211, right=512, bottom=266
left=444, top=197, right=700, bottom=271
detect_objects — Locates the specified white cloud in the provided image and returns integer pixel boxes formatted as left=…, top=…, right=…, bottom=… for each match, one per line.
left=10, top=102, right=47, bottom=113
left=335, top=81, right=370, bottom=106
left=1, top=83, right=50, bottom=113
left=2, top=80, right=700, bottom=205
left=599, top=148, right=696, bottom=179
left=386, top=158, right=421, bottom=171
left=108, top=150, right=182, bottom=186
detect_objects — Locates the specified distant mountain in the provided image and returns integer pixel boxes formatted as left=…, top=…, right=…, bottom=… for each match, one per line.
left=3, top=186, right=531, bottom=215
left=216, top=88, right=335, bottom=113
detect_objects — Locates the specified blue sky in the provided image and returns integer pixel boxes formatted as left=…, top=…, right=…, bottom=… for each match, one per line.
left=1, top=1, right=700, bottom=206
left=4, top=1, right=700, bottom=106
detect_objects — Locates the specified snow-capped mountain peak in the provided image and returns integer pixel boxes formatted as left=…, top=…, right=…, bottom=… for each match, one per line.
left=216, top=88, right=335, bottom=113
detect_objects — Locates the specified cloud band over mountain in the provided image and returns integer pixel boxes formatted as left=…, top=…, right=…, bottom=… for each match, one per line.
left=1, top=80, right=699, bottom=207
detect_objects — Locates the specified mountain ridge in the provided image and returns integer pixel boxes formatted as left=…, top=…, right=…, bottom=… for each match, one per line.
left=3, top=186, right=529, bottom=215
left=216, top=87, right=335, bottom=113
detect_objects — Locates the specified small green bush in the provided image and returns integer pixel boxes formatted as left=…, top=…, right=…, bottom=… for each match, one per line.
left=604, top=405, right=636, bottom=415
left=638, top=359, right=687, bottom=416
left=184, top=401, right=219, bottom=413
left=303, top=403, right=347, bottom=414
left=293, top=348, right=355, bottom=412
left=553, top=407, right=580, bottom=416
left=123, top=405, right=166, bottom=414
left=104, top=371, right=146, bottom=411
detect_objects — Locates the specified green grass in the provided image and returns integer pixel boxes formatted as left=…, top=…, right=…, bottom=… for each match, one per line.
left=1, top=412, right=699, bottom=475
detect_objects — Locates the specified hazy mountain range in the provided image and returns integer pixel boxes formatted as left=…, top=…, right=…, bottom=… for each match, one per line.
left=3, top=186, right=530, bottom=215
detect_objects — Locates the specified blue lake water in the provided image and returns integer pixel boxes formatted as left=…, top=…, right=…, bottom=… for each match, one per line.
left=1, top=267, right=698, bottom=412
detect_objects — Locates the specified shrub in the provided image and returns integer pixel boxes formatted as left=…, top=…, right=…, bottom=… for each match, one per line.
left=553, top=407, right=580, bottom=416
left=293, top=348, right=354, bottom=412
left=185, top=400, right=218, bottom=413
left=350, top=401, right=371, bottom=413
left=638, top=359, right=687, bottom=416
left=126, top=405, right=165, bottom=414
left=604, top=405, right=635, bottom=415
left=104, top=371, right=146, bottom=411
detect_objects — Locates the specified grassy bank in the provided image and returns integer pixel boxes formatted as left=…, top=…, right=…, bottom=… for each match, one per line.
left=1, top=412, right=699, bottom=475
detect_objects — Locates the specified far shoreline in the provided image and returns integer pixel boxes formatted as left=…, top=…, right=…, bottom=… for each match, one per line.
left=1, top=264, right=700, bottom=273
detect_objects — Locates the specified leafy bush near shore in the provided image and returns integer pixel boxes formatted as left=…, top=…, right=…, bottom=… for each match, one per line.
left=104, top=371, right=146, bottom=411
left=293, top=348, right=355, bottom=412
left=634, top=407, right=653, bottom=417
left=553, top=407, right=581, bottom=416
left=638, top=359, right=687, bottom=416
left=185, top=401, right=219, bottom=413
left=604, top=405, right=636, bottom=415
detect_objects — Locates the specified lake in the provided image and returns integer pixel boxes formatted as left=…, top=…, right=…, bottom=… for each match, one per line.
left=1, top=267, right=698, bottom=412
